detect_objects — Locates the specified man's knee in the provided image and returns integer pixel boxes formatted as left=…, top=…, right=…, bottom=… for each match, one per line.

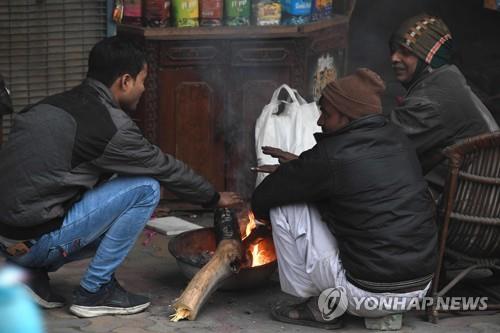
left=269, top=206, right=289, bottom=233
left=139, top=177, right=160, bottom=206
left=117, top=176, right=160, bottom=207
left=270, top=203, right=312, bottom=236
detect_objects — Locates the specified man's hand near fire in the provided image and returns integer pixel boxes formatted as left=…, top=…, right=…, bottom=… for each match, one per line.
left=251, top=146, right=299, bottom=174
left=261, top=146, right=298, bottom=163
left=217, top=192, right=244, bottom=207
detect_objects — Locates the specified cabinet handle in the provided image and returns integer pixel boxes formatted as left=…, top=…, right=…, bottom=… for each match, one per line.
left=166, top=46, right=217, bottom=61
left=236, top=48, right=288, bottom=63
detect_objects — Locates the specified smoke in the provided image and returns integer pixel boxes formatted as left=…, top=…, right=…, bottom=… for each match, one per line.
left=217, top=1, right=437, bottom=196
left=170, top=0, right=500, bottom=198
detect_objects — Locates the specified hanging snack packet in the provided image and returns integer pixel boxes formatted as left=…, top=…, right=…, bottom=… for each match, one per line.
left=113, top=0, right=124, bottom=23
left=200, top=0, right=223, bottom=26
left=173, top=0, right=199, bottom=27
left=224, top=0, right=251, bottom=26
left=281, top=0, right=312, bottom=25
left=311, top=0, right=332, bottom=21
left=123, top=0, right=143, bottom=25
left=253, top=0, right=281, bottom=26
left=143, top=0, right=171, bottom=27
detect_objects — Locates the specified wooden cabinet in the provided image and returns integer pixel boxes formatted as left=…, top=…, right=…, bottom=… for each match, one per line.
left=118, top=17, right=349, bottom=199
left=158, top=67, right=226, bottom=190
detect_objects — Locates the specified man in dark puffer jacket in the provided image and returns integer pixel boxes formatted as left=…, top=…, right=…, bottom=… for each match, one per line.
left=389, top=14, right=498, bottom=192
left=0, top=37, right=242, bottom=318
left=252, top=68, right=437, bottom=329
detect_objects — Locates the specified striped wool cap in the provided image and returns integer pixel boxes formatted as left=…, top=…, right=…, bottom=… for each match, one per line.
left=390, top=14, right=453, bottom=68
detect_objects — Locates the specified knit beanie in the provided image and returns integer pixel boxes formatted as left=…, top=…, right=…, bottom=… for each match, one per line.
left=390, top=14, right=453, bottom=68
left=322, top=68, right=386, bottom=119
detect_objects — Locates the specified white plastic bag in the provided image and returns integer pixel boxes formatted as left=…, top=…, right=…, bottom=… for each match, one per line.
left=254, top=84, right=321, bottom=186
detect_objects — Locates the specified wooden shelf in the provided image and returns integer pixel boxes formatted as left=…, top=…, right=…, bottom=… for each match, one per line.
left=117, top=15, right=349, bottom=40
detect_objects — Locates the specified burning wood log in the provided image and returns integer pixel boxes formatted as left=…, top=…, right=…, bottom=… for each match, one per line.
left=170, top=208, right=242, bottom=321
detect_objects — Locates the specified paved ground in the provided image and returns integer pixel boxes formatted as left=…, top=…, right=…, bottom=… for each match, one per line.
left=6, top=209, right=500, bottom=332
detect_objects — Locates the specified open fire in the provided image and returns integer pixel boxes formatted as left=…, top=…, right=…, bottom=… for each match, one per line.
left=240, top=211, right=276, bottom=267
left=169, top=209, right=278, bottom=322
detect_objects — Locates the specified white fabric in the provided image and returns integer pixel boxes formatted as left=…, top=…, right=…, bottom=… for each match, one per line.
left=254, top=84, right=321, bottom=186
left=270, top=203, right=430, bottom=317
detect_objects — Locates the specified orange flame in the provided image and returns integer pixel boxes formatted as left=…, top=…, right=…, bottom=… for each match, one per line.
left=241, top=211, right=275, bottom=267
left=244, top=211, right=256, bottom=238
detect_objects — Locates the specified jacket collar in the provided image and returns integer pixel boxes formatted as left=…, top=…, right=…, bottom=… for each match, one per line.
left=405, top=64, right=455, bottom=95
left=314, top=114, right=387, bottom=142
left=82, top=78, right=120, bottom=109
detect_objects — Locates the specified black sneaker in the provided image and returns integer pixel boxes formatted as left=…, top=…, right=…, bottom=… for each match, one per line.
left=23, top=268, right=66, bottom=309
left=69, top=277, right=150, bottom=318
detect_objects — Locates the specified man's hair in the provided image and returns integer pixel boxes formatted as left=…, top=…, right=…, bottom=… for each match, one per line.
left=87, top=36, right=146, bottom=87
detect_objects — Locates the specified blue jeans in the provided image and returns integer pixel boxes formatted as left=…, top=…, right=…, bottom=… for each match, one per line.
left=7, top=176, right=160, bottom=292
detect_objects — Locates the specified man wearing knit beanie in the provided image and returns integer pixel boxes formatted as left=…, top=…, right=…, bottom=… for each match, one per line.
left=256, top=68, right=386, bottom=167
left=321, top=68, right=385, bottom=124
left=389, top=13, right=498, bottom=192
left=252, top=69, right=437, bottom=329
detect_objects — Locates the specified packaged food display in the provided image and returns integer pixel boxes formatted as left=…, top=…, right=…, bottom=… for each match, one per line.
left=224, top=0, right=251, bottom=26
left=123, top=0, right=143, bottom=25
left=172, top=0, right=199, bottom=27
left=281, top=0, right=312, bottom=25
left=200, top=0, right=223, bottom=26
left=311, top=0, right=332, bottom=21
left=253, top=0, right=281, bottom=26
left=118, top=0, right=334, bottom=28
left=113, top=0, right=124, bottom=23
left=143, top=0, right=171, bottom=27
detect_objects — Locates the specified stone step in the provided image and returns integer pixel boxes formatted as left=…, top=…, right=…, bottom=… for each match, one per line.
left=364, top=313, right=403, bottom=331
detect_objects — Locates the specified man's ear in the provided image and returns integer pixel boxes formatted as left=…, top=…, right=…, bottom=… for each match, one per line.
left=118, top=74, right=133, bottom=92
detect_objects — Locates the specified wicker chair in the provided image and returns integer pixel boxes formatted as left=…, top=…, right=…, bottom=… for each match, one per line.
left=429, top=132, right=500, bottom=323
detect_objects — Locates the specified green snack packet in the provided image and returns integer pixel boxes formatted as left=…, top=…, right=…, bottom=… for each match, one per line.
left=173, top=0, right=199, bottom=27
left=224, top=0, right=250, bottom=26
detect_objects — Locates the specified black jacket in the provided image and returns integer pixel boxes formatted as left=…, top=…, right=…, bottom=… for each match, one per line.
left=0, top=79, right=219, bottom=240
left=252, top=114, right=437, bottom=292
left=390, top=65, right=498, bottom=188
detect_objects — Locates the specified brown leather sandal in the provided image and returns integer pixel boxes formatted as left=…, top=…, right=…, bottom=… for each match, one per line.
left=271, top=298, right=344, bottom=330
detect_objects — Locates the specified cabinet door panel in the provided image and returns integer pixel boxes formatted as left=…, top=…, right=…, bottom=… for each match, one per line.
left=159, top=67, right=225, bottom=191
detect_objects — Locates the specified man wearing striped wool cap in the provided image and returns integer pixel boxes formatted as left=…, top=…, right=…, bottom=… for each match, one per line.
left=389, top=14, right=498, bottom=193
